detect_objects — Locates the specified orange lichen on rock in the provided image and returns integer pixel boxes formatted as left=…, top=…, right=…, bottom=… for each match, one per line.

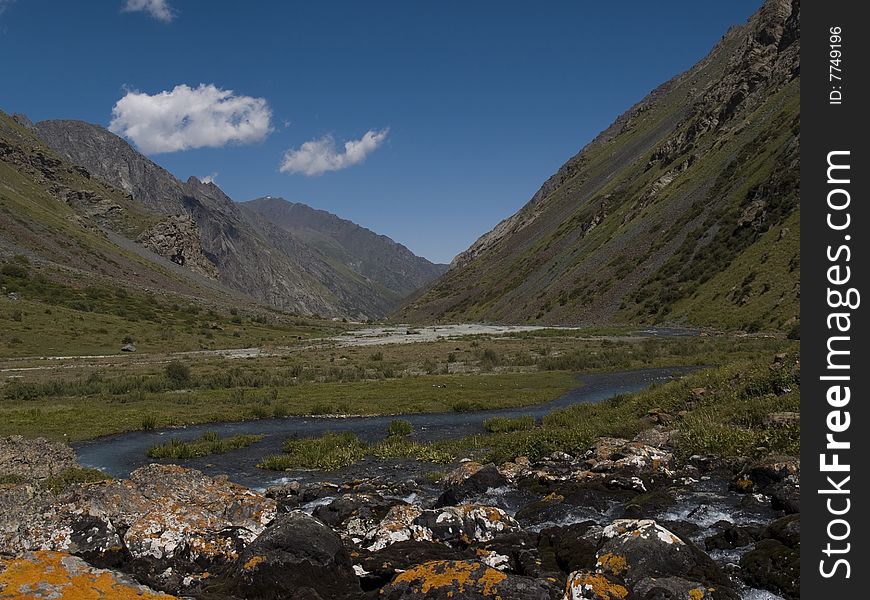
left=243, top=555, right=266, bottom=571
left=565, top=571, right=629, bottom=600
left=391, top=560, right=507, bottom=597
left=596, top=553, right=628, bottom=576
left=0, top=550, right=175, bottom=599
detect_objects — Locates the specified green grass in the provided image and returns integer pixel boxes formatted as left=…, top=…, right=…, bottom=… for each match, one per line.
left=259, top=431, right=368, bottom=471
left=483, top=415, right=535, bottom=433
left=146, top=431, right=265, bottom=459
left=41, top=467, right=112, bottom=494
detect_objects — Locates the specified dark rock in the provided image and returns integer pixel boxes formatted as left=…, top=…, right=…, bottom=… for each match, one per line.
left=703, top=521, right=763, bottom=551
left=563, top=570, right=629, bottom=600
left=620, top=489, right=675, bottom=519
left=312, top=492, right=396, bottom=532
left=225, top=511, right=362, bottom=600
left=67, top=513, right=128, bottom=569
left=538, top=521, right=601, bottom=575
left=763, top=514, right=800, bottom=548
left=434, top=464, right=507, bottom=507
left=768, top=479, right=800, bottom=513
left=595, top=519, right=735, bottom=595
left=632, top=575, right=723, bottom=599
left=378, top=559, right=553, bottom=600
left=352, top=540, right=473, bottom=591
left=740, top=538, right=799, bottom=600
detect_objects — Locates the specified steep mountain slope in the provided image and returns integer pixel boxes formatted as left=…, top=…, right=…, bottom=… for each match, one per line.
left=0, top=112, right=218, bottom=298
left=240, top=197, right=447, bottom=304
left=29, top=121, right=439, bottom=318
left=400, top=0, right=799, bottom=332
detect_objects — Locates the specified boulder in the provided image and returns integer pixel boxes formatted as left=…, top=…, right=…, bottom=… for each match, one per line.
left=414, top=504, right=521, bottom=547
left=562, top=570, right=628, bottom=600
left=225, top=511, right=362, bottom=600
left=739, top=538, right=799, bottom=600
left=378, top=559, right=553, bottom=600
left=312, top=492, right=397, bottom=539
left=595, top=520, right=733, bottom=594
left=703, top=521, right=763, bottom=551
left=0, top=550, right=175, bottom=599
left=538, top=521, right=602, bottom=575
left=0, top=436, right=78, bottom=480
left=434, top=464, right=508, bottom=507
left=351, top=540, right=473, bottom=591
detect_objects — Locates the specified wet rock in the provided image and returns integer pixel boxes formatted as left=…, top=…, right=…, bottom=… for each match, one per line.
left=620, top=489, right=675, bottom=519
left=538, top=521, right=601, bottom=575
left=225, top=511, right=362, bottom=600
left=378, top=559, right=553, bottom=600
left=434, top=464, right=508, bottom=507
left=312, top=492, right=397, bottom=539
left=631, top=575, right=719, bottom=599
left=763, top=514, right=799, bottom=548
left=768, top=479, right=800, bottom=514
left=703, top=521, right=763, bottom=551
left=351, top=540, right=473, bottom=591
left=265, top=480, right=302, bottom=512
left=0, top=436, right=78, bottom=480
left=562, top=570, right=629, bottom=600
left=595, top=519, right=734, bottom=595
left=0, top=550, right=175, bottom=599
left=739, top=538, right=799, bottom=600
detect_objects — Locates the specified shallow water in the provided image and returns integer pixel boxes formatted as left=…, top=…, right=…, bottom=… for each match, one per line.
left=74, top=366, right=695, bottom=488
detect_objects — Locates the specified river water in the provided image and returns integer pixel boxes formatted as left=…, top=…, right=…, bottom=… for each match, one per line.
left=75, top=366, right=695, bottom=488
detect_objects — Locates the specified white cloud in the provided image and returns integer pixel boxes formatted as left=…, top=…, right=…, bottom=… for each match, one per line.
left=279, top=129, right=389, bottom=176
left=123, top=0, right=174, bottom=22
left=200, top=172, right=218, bottom=184
left=109, top=84, right=273, bottom=154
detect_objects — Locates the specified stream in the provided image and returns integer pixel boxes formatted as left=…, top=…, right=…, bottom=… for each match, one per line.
left=75, top=366, right=695, bottom=489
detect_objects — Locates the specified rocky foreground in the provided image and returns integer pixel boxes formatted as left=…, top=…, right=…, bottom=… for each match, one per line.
left=0, top=434, right=799, bottom=599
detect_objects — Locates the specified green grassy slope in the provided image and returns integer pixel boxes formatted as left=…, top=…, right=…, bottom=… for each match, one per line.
left=399, top=0, right=799, bottom=333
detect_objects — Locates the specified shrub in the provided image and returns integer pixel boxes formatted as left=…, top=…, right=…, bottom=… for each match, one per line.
left=483, top=415, right=535, bottom=433
left=259, top=431, right=367, bottom=471
left=387, top=419, right=413, bottom=438
left=164, top=361, right=191, bottom=387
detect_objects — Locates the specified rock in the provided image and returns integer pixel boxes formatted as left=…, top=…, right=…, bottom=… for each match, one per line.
left=0, top=436, right=78, bottom=480
left=442, top=461, right=484, bottom=486
left=352, top=540, right=473, bottom=591
left=434, top=464, right=508, bottom=507
left=690, top=388, right=707, bottom=402
left=538, top=521, right=602, bottom=575
left=137, top=214, right=218, bottom=279
left=596, top=519, right=734, bottom=594
left=378, top=560, right=553, bottom=600
left=631, top=576, right=719, bottom=599
left=740, top=538, right=799, bottom=600
left=620, top=489, right=675, bottom=519
left=0, top=550, right=175, bottom=599
left=1, top=464, right=276, bottom=594
left=312, top=492, right=397, bottom=539
left=414, top=504, right=521, bottom=547
left=768, top=479, right=800, bottom=513
left=763, top=514, right=800, bottom=548
left=472, top=530, right=541, bottom=575
left=631, top=427, right=675, bottom=448
left=120, top=343, right=136, bottom=352
left=704, top=521, right=763, bottom=551
left=562, top=570, right=629, bottom=600
left=225, top=511, right=362, bottom=600
left=763, top=412, right=799, bottom=428
left=498, top=456, right=532, bottom=482
left=364, top=504, right=428, bottom=551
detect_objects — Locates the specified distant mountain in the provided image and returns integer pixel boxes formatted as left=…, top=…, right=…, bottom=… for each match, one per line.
left=399, top=0, right=800, bottom=332
left=30, top=120, right=441, bottom=318
left=240, top=197, right=447, bottom=303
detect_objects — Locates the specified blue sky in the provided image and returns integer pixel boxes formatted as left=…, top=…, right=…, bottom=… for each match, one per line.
left=0, top=0, right=761, bottom=263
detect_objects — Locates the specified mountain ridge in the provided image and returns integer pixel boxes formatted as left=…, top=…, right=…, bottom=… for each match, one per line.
left=400, top=0, right=800, bottom=332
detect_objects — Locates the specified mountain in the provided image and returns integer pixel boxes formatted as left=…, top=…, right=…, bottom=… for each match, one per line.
left=0, top=111, right=240, bottom=305
left=30, top=120, right=441, bottom=318
left=240, top=197, right=447, bottom=304
left=399, top=0, right=799, bottom=332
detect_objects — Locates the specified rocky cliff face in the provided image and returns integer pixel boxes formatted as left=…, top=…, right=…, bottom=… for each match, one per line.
left=402, top=0, right=800, bottom=332
left=31, top=121, right=438, bottom=318
left=136, top=215, right=218, bottom=279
